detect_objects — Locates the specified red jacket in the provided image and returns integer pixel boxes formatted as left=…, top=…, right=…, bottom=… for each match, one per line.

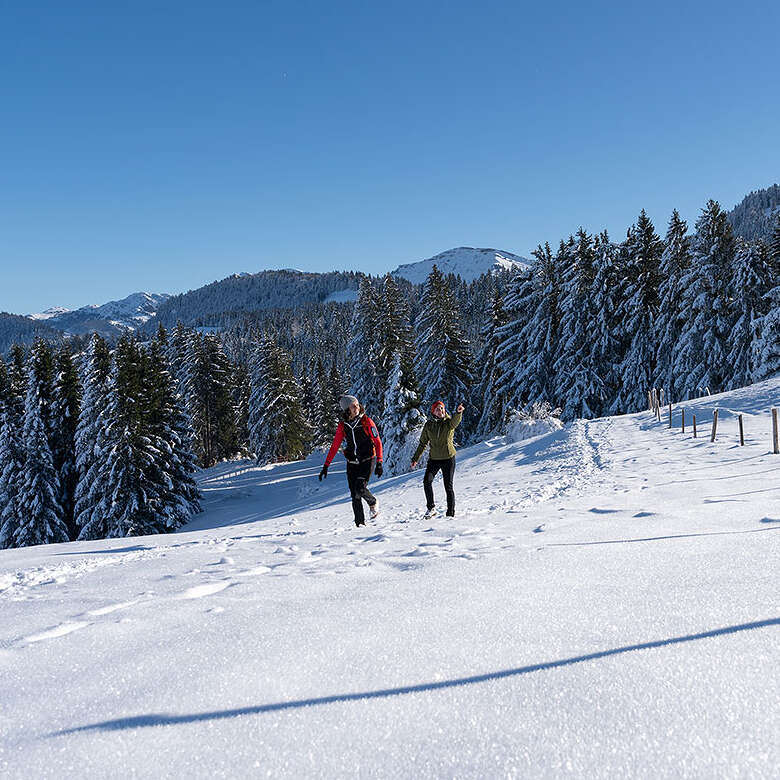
left=324, top=414, right=383, bottom=466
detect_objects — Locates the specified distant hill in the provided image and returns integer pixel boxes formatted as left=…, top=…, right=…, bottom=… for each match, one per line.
left=727, top=184, right=780, bottom=242
left=27, top=292, right=170, bottom=338
left=391, top=247, right=531, bottom=285
left=0, top=312, right=63, bottom=353
left=153, top=270, right=364, bottom=329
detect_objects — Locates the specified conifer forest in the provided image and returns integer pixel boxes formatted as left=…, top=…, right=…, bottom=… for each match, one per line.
left=1, top=199, right=779, bottom=548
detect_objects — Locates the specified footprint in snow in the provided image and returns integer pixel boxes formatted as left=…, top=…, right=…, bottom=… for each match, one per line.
left=87, top=600, right=139, bottom=616
left=25, top=621, right=90, bottom=643
left=176, top=581, right=231, bottom=600
left=237, top=565, right=272, bottom=576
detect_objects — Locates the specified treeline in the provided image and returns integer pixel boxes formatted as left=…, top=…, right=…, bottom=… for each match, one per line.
left=487, top=202, right=780, bottom=421
left=0, top=332, right=202, bottom=548
left=2, top=198, right=778, bottom=549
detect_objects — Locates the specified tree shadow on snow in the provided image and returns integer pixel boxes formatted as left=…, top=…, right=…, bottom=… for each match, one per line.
left=53, top=617, right=779, bottom=736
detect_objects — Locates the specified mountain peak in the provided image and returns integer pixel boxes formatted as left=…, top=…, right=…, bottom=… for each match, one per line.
left=391, top=247, right=531, bottom=284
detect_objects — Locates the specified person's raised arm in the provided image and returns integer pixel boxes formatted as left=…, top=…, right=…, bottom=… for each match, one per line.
left=449, top=404, right=465, bottom=430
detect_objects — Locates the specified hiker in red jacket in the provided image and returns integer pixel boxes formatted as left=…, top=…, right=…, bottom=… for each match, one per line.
left=319, top=395, right=383, bottom=527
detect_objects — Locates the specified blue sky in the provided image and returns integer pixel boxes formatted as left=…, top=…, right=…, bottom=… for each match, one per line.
left=1, top=0, right=778, bottom=313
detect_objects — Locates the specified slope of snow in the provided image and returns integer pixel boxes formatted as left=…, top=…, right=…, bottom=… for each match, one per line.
left=323, top=288, right=359, bottom=304
left=1, top=378, right=778, bottom=778
left=392, top=247, right=531, bottom=284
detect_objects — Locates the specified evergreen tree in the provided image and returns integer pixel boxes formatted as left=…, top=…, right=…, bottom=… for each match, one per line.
left=14, top=369, right=68, bottom=547
left=73, top=334, right=112, bottom=535
left=248, top=337, right=311, bottom=464
left=0, top=358, right=9, bottom=412
left=654, top=210, right=691, bottom=399
left=554, top=231, right=603, bottom=419
left=612, top=211, right=664, bottom=412
left=753, top=284, right=780, bottom=381
left=80, top=336, right=159, bottom=539
left=414, top=265, right=473, bottom=411
left=0, top=407, right=25, bottom=548
left=726, top=240, right=771, bottom=388
left=473, top=289, right=511, bottom=438
left=27, top=338, right=56, bottom=448
left=382, top=351, right=425, bottom=475
left=346, top=277, right=383, bottom=416
left=51, top=347, right=81, bottom=539
left=753, top=214, right=780, bottom=380
left=589, top=232, right=622, bottom=412
left=145, top=333, right=202, bottom=528
left=184, top=332, right=239, bottom=467
left=7, top=345, right=27, bottom=421
left=673, top=200, right=736, bottom=397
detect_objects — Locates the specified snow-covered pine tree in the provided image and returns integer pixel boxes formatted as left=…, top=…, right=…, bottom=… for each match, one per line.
left=726, top=240, right=771, bottom=388
left=414, top=264, right=473, bottom=412
left=51, top=346, right=81, bottom=539
left=553, top=230, right=603, bottom=419
left=589, top=231, right=623, bottom=413
left=0, top=358, right=8, bottom=412
left=752, top=214, right=780, bottom=380
left=14, top=366, right=68, bottom=547
left=382, top=351, right=425, bottom=475
left=307, top=357, right=333, bottom=449
left=248, top=337, right=311, bottom=465
left=346, top=277, right=383, bottom=416
left=73, top=334, right=112, bottom=536
left=612, top=211, right=664, bottom=413
left=7, top=345, right=27, bottom=421
left=184, top=332, right=240, bottom=467
left=80, top=336, right=161, bottom=539
left=473, top=289, right=511, bottom=439
left=0, top=405, right=25, bottom=548
left=497, top=242, right=564, bottom=414
left=144, top=334, right=202, bottom=529
left=26, top=338, right=56, bottom=449
left=673, top=200, right=736, bottom=397
left=653, top=210, right=691, bottom=400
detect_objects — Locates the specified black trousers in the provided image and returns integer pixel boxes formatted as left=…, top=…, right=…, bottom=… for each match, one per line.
left=424, top=457, right=455, bottom=516
left=346, top=458, right=376, bottom=526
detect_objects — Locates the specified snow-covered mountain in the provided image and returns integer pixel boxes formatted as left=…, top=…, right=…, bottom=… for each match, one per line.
left=27, top=306, right=72, bottom=321
left=27, top=292, right=169, bottom=337
left=392, top=246, right=531, bottom=284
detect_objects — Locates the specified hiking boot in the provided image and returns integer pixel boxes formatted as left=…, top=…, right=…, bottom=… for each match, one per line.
left=370, top=499, right=379, bottom=519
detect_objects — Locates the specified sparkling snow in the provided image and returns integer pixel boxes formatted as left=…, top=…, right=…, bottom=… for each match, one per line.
left=1, top=379, right=778, bottom=778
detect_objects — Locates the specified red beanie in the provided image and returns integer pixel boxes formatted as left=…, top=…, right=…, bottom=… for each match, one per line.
left=431, top=400, right=445, bottom=414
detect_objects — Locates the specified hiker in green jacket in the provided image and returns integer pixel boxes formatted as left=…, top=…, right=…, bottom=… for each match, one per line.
left=411, top=401, right=465, bottom=518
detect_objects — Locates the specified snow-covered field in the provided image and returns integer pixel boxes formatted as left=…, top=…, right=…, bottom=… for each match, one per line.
left=1, top=380, right=779, bottom=778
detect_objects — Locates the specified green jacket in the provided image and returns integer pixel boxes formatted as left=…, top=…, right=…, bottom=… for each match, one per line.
left=412, top=411, right=462, bottom=462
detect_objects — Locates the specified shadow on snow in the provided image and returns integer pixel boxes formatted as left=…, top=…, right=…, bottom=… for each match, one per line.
left=53, top=617, right=779, bottom=736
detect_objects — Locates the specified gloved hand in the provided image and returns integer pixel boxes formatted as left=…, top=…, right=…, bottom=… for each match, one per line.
left=374, top=461, right=383, bottom=478
left=318, top=465, right=328, bottom=481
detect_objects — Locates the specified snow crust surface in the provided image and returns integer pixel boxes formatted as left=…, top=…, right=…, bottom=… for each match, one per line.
left=1, top=379, right=778, bottom=778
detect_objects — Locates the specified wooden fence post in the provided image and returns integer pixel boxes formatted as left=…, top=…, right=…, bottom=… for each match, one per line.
left=648, top=390, right=653, bottom=412
left=693, top=414, right=697, bottom=438
left=773, top=408, right=779, bottom=454
left=738, top=414, right=744, bottom=446
left=660, top=388, right=665, bottom=407
left=710, top=409, right=719, bottom=442
left=682, top=408, right=685, bottom=433
left=668, top=401, right=672, bottom=428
